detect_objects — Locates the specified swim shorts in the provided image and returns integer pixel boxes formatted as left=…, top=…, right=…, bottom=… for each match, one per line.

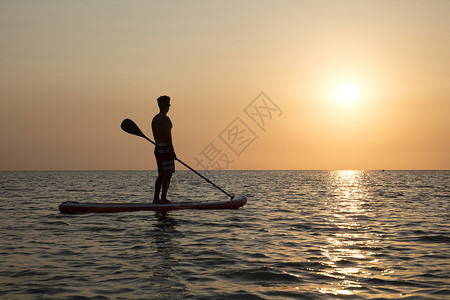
left=154, top=145, right=175, bottom=174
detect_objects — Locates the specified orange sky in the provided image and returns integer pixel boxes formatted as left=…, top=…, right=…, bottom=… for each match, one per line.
left=1, top=1, right=449, bottom=170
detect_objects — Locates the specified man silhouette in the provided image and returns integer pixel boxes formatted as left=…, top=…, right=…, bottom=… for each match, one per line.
left=152, top=95, right=176, bottom=204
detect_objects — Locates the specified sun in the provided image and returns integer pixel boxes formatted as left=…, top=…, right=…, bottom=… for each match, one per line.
left=334, top=83, right=360, bottom=104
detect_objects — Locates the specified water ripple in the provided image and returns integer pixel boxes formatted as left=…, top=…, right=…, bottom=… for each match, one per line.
left=0, top=170, right=449, bottom=299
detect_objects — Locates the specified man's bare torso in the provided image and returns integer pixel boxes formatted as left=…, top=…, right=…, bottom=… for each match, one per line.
left=152, top=113, right=172, bottom=145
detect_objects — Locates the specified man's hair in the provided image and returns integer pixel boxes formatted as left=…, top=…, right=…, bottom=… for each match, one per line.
left=157, top=95, right=170, bottom=108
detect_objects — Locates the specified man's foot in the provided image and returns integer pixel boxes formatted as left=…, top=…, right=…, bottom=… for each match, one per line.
left=152, top=198, right=172, bottom=204
left=158, top=198, right=172, bottom=204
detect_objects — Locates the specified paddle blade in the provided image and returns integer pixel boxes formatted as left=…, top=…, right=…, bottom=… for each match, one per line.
left=121, top=118, right=143, bottom=137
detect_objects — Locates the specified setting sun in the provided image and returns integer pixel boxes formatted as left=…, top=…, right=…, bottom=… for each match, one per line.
left=0, top=1, right=449, bottom=171
left=335, top=83, right=360, bottom=104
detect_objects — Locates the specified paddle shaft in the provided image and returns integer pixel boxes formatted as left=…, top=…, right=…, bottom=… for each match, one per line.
left=125, top=120, right=235, bottom=200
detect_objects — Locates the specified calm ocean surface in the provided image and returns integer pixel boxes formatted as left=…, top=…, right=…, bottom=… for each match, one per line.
left=0, top=170, right=449, bottom=299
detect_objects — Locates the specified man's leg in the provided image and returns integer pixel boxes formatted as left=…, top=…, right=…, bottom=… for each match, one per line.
left=153, top=173, right=163, bottom=203
left=160, top=173, right=172, bottom=202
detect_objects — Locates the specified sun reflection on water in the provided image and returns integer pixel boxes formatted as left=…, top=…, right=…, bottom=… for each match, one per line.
left=319, top=170, right=379, bottom=296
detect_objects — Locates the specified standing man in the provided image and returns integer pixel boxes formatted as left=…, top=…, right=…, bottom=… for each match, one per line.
left=152, top=95, right=176, bottom=204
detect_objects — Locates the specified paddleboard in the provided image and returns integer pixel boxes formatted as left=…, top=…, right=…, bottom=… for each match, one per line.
left=58, top=195, right=247, bottom=214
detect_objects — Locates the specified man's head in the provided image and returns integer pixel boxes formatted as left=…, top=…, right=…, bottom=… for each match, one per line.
left=157, top=95, right=170, bottom=112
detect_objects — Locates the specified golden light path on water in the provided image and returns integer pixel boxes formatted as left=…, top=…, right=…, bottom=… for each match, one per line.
left=319, top=170, right=379, bottom=296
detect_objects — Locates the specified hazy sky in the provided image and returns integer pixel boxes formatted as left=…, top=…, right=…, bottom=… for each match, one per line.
left=1, top=0, right=449, bottom=170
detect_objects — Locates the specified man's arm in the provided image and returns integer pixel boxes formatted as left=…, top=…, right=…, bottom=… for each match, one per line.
left=163, top=117, right=176, bottom=159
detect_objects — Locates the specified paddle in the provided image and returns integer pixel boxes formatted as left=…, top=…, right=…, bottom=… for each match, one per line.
left=121, top=118, right=235, bottom=200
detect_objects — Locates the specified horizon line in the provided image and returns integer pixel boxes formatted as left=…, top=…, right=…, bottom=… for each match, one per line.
left=1, top=169, right=449, bottom=172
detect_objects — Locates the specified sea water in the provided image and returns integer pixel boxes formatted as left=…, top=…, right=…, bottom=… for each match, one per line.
left=0, top=170, right=449, bottom=299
